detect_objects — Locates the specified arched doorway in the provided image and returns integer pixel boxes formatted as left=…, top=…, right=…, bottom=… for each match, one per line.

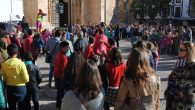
left=59, top=0, right=68, bottom=27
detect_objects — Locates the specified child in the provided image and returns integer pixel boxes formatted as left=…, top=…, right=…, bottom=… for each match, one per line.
left=84, top=37, right=97, bottom=62
left=1, top=44, right=29, bottom=110
left=54, top=41, right=69, bottom=109
left=23, top=52, right=42, bottom=110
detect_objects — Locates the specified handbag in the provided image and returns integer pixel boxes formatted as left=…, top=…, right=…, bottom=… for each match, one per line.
left=45, top=42, right=59, bottom=63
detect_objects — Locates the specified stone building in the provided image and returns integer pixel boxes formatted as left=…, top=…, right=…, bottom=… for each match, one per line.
left=23, top=0, right=134, bottom=28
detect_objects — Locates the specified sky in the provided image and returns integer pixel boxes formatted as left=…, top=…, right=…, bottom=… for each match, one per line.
left=0, top=0, right=24, bottom=22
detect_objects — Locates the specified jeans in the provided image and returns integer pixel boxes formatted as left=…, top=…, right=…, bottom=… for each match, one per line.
left=24, top=85, right=39, bottom=110
left=7, top=86, right=26, bottom=110
left=49, top=66, right=54, bottom=86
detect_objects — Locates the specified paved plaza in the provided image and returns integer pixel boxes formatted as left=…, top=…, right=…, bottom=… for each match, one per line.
left=37, top=39, right=177, bottom=110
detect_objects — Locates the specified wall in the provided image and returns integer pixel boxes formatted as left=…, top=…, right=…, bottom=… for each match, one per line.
left=182, top=0, right=190, bottom=17
left=23, top=0, right=38, bottom=27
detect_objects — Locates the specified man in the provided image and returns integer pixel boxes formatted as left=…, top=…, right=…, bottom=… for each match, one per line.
left=74, top=31, right=88, bottom=54
left=1, top=44, right=29, bottom=110
left=45, top=29, right=61, bottom=87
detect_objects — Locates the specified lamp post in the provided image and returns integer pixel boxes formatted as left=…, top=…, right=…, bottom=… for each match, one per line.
left=10, top=0, right=13, bottom=22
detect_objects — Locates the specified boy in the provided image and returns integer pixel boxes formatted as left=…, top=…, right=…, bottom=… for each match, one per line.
left=1, top=43, right=29, bottom=110
left=23, top=52, right=42, bottom=110
left=54, top=41, right=69, bottom=109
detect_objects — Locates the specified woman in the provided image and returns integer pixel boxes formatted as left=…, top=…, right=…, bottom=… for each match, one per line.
left=104, top=47, right=126, bottom=110
left=61, top=60, right=105, bottom=110
left=94, top=27, right=108, bottom=64
left=165, top=41, right=195, bottom=110
left=115, top=48, right=160, bottom=110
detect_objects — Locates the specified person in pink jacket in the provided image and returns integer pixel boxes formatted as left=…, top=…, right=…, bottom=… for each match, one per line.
left=94, top=28, right=108, bottom=64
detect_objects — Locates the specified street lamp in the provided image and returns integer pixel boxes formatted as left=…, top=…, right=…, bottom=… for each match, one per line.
left=10, top=0, right=13, bottom=22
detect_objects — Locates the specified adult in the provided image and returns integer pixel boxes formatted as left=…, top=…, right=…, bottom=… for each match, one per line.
left=61, top=31, right=74, bottom=57
left=0, top=33, right=8, bottom=109
left=61, top=60, right=105, bottom=110
left=166, top=31, right=174, bottom=55
left=74, top=31, right=88, bottom=54
left=115, top=48, right=160, bottom=110
left=165, top=41, right=195, bottom=110
left=36, top=9, right=46, bottom=33
left=45, top=29, right=61, bottom=87
left=114, top=25, right=120, bottom=48
left=182, top=26, right=192, bottom=42
left=94, top=27, right=108, bottom=64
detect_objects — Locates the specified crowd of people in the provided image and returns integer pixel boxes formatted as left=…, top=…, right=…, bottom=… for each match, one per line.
left=0, top=22, right=194, bottom=110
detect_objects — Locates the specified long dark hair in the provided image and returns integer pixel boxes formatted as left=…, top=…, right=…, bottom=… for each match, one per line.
left=126, top=48, right=155, bottom=86
left=75, top=60, right=102, bottom=101
left=110, top=47, right=122, bottom=65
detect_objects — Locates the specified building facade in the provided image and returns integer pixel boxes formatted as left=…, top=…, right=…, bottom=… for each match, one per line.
left=23, top=0, right=134, bottom=28
left=171, top=0, right=195, bottom=19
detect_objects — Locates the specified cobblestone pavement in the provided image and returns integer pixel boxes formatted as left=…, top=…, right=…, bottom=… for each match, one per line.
left=36, top=39, right=177, bottom=110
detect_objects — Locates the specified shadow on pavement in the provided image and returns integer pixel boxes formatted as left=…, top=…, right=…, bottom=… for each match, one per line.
left=39, top=101, right=56, bottom=110
left=39, top=67, right=50, bottom=71
left=161, top=78, right=168, bottom=81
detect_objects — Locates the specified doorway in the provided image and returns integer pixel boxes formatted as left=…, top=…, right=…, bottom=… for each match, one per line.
left=59, top=0, right=68, bottom=27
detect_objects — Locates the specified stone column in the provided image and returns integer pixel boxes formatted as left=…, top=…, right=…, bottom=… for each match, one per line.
left=23, top=0, right=38, bottom=27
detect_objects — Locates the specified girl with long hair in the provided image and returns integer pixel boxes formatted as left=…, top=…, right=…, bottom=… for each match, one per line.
left=61, top=60, right=104, bottom=110
left=115, top=48, right=160, bottom=110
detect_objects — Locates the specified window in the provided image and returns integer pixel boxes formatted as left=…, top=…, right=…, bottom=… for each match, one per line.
left=175, top=7, right=181, bottom=17
left=175, top=0, right=182, bottom=3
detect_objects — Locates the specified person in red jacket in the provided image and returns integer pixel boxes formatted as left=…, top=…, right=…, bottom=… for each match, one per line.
left=104, top=47, right=126, bottom=110
left=84, top=37, right=98, bottom=62
left=23, top=29, right=38, bottom=63
left=23, top=29, right=34, bottom=53
left=54, top=41, right=69, bottom=109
